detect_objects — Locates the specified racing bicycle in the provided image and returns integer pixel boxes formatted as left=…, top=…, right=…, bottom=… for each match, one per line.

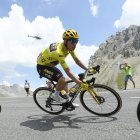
left=33, top=66, right=122, bottom=117
left=137, top=101, right=140, bottom=122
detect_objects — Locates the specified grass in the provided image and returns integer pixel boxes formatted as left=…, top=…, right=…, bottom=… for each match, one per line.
left=131, top=62, right=137, bottom=76
left=116, top=71, right=125, bottom=90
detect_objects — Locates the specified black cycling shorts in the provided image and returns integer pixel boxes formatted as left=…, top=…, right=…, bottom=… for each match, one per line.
left=37, top=64, right=63, bottom=82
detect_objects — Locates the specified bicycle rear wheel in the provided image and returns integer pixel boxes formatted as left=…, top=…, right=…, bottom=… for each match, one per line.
left=80, top=84, right=122, bottom=117
left=137, top=101, right=140, bottom=122
left=33, top=87, right=65, bottom=115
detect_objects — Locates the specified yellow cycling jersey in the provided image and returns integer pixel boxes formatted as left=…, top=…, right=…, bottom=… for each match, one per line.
left=37, top=42, right=77, bottom=69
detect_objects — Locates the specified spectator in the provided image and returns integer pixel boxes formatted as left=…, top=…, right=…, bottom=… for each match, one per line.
left=119, top=62, right=135, bottom=90
left=24, top=80, right=30, bottom=96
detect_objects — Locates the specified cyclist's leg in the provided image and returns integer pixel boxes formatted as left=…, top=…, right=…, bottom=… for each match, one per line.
left=56, top=76, right=68, bottom=93
left=37, top=65, right=78, bottom=106
left=50, top=68, right=69, bottom=101
left=37, top=64, right=68, bottom=102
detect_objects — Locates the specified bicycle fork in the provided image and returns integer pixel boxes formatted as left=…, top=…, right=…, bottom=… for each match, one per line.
left=87, top=86, right=103, bottom=104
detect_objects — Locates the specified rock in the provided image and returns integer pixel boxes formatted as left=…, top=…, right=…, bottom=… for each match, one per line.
left=0, top=84, right=32, bottom=97
left=89, top=25, right=140, bottom=89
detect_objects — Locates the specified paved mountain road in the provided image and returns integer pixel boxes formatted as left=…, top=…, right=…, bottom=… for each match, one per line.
left=0, top=89, right=140, bottom=140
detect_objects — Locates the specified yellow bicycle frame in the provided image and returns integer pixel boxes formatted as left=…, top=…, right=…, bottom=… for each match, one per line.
left=87, top=86, right=101, bottom=104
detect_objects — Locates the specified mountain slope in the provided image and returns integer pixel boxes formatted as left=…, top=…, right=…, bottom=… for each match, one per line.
left=89, top=25, right=140, bottom=90
left=0, top=84, right=31, bottom=97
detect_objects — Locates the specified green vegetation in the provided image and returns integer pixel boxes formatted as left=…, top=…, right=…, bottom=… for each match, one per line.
left=131, top=62, right=137, bottom=76
left=116, top=71, right=125, bottom=90
left=94, top=58, right=140, bottom=90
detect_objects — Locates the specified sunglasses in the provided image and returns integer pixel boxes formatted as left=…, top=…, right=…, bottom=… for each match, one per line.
left=69, top=38, right=79, bottom=44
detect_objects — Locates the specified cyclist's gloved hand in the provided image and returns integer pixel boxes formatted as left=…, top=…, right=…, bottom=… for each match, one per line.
left=80, top=80, right=89, bottom=90
left=93, top=65, right=100, bottom=73
left=88, top=68, right=97, bottom=74
left=90, top=65, right=100, bottom=73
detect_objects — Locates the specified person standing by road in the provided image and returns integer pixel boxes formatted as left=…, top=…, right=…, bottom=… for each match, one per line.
left=119, top=62, right=135, bottom=90
left=24, top=80, right=30, bottom=96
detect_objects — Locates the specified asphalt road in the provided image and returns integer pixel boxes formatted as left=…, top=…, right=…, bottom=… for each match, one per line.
left=0, top=89, right=140, bottom=140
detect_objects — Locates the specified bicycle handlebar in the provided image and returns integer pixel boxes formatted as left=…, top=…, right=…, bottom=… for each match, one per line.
left=66, top=65, right=100, bottom=83
left=83, top=65, right=100, bottom=79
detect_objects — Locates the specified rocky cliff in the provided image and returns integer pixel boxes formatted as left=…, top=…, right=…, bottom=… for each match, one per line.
left=89, top=25, right=140, bottom=90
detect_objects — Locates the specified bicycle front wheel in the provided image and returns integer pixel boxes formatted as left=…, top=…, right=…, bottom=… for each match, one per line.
left=33, top=87, right=65, bottom=115
left=80, top=84, right=122, bottom=117
left=137, top=101, right=140, bottom=122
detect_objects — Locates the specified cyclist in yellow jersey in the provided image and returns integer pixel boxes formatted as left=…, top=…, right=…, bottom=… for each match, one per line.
left=36, top=29, right=89, bottom=105
left=120, top=62, right=135, bottom=90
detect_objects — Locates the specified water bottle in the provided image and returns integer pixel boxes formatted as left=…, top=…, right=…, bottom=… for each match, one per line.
left=69, top=84, right=79, bottom=97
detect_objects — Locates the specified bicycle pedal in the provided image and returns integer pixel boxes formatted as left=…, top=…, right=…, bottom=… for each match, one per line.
left=45, top=103, right=53, bottom=111
left=64, top=102, right=75, bottom=111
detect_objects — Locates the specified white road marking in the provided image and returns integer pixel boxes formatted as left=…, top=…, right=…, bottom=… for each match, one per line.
left=130, top=97, right=140, bottom=99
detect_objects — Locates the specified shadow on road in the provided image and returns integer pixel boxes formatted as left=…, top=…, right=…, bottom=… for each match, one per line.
left=20, top=113, right=117, bottom=131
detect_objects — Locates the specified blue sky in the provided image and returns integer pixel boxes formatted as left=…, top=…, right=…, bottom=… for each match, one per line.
left=0, top=0, right=140, bottom=90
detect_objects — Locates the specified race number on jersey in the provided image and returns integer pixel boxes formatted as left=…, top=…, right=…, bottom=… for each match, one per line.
left=49, top=43, right=57, bottom=52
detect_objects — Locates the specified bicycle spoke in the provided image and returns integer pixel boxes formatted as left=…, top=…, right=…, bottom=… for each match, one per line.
left=33, top=87, right=65, bottom=114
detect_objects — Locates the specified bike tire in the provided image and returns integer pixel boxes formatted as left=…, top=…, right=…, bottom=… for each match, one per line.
left=80, top=84, right=122, bottom=117
left=33, top=87, right=65, bottom=115
left=137, top=101, right=140, bottom=122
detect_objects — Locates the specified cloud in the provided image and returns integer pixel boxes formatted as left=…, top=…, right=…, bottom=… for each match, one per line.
left=114, top=0, right=140, bottom=28
left=0, top=4, right=97, bottom=80
left=89, top=0, right=99, bottom=16
left=43, top=0, right=55, bottom=5
left=43, top=0, right=64, bottom=6
left=11, top=0, right=17, bottom=3
left=0, top=4, right=64, bottom=79
left=0, top=4, right=64, bottom=66
left=0, top=62, right=27, bottom=81
left=66, top=44, right=98, bottom=66
left=1, top=81, right=11, bottom=86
